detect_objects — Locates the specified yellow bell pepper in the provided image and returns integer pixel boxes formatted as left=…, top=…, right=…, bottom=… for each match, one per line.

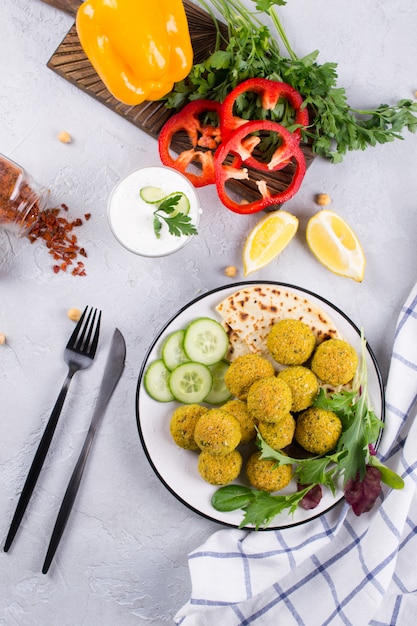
left=76, top=0, right=193, bottom=106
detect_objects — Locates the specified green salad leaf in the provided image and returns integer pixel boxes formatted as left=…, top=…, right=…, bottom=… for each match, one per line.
left=211, top=483, right=317, bottom=529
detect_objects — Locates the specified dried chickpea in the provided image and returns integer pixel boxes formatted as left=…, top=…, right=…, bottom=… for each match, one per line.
left=316, top=193, right=332, bottom=206
left=58, top=131, right=72, bottom=144
left=224, top=265, right=237, bottom=277
left=67, top=308, right=81, bottom=322
left=0, top=333, right=6, bottom=345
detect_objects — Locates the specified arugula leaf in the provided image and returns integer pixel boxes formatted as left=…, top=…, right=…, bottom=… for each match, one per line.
left=296, top=457, right=339, bottom=495
left=212, top=483, right=317, bottom=530
left=257, top=435, right=339, bottom=494
left=239, top=489, right=307, bottom=529
left=257, top=437, right=293, bottom=465
left=336, top=417, right=369, bottom=483
left=314, top=387, right=357, bottom=423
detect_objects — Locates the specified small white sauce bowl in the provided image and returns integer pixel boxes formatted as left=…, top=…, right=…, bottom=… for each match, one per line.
left=107, top=166, right=201, bottom=258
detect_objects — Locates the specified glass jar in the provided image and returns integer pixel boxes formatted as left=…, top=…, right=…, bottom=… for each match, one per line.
left=0, top=154, right=49, bottom=237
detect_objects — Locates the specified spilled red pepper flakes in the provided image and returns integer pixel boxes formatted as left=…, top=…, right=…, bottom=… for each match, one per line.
left=26, top=204, right=88, bottom=276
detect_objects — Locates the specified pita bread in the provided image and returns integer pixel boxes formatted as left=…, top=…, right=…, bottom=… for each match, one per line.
left=216, top=285, right=341, bottom=362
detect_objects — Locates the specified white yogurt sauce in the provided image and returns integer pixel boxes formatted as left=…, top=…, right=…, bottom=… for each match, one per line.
left=108, top=166, right=201, bottom=257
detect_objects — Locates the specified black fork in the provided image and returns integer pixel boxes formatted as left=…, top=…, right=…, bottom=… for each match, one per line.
left=3, top=306, right=101, bottom=552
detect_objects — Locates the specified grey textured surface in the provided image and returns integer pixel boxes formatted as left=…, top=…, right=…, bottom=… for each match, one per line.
left=1, top=0, right=417, bottom=624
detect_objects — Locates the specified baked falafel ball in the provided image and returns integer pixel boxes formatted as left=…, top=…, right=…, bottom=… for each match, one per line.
left=194, top=408, right=241, bottom=456
left=295, top=406, right=342, bottom=455
left=311, top=338, right=358, bottom=386
left=277, top=366, right=319, bottom=412
left=257, top=414, right=296, bottom=450
left=246, top=376, right=292, bottom=423
left=198, top=449, right=243, bottom=485
left=224, top=353, right=275, bottom=400
left=246, top=451, right=292, bottom=492
left=266, top=319, right=316, bottom=366
left=170, top=404, right=209, bottom=450
left=222, top=398, right=257, bottom=444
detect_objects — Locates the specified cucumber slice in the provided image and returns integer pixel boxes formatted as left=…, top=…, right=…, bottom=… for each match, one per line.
left=183, top=318, right=229, bottom=365
left=140, top=186, right=166, bottom=204
left=161, top=329, right=189, bottom=370
left=144, top=359, right=174, bottom=402
left=169, top=362, right=213, bottom=404
left=163, top=191, right=190, bottom=217
left=204, top=360, right=232, bottom=405
left=140, top=187, right=190, bottom=217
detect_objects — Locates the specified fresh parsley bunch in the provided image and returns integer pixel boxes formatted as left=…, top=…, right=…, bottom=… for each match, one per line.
left=167, top=0, right=417, bottom=162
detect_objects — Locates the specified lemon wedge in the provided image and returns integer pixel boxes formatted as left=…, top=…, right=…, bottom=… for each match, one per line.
left=243, top=210, right=299, bottom=276
left=306, top=209, right=366, bottom=282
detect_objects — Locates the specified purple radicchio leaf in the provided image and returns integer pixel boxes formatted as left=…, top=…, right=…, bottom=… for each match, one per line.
left=297, top=483, right=323, bottom=510
left=344, top=466, right=382, bottom=516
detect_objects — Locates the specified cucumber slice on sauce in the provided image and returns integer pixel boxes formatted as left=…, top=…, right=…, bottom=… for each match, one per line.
left=161, top=329, right=189, bottom=370
left=140, top=186, right=166, bottom=204
left=169, top=362, right=213, bottom=404
left=183, top=318, right=229, bottom=365
left=144, top=359, right=174, bottom=402
left=204, top=360, right=232, bottom=405
left=139, top=187, right=190, bottom=217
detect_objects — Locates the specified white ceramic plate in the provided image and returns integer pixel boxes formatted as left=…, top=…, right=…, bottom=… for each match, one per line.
left=136, top=282, right=384, bottom=530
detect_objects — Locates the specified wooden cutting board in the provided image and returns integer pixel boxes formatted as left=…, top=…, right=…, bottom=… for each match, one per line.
left=42, top=0, right=315, bottom=201
left=43, top=0, right=229, bottom=138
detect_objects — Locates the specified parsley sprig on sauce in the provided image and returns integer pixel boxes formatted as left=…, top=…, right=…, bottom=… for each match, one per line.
left=153, top=194, right=198, bottom=239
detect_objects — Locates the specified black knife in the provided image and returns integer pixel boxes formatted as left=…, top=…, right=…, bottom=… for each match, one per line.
left=42, top=328, right=126, bottom=574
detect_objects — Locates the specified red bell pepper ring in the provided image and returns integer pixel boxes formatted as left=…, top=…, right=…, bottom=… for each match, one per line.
left=220, top=78, right=309, bottom=143
left=158, top=99, right=223, bottom=187
left=214, top=119, right=306, bottom=214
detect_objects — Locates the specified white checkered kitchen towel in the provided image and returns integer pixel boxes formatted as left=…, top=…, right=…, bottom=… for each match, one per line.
left=175, top=284, right=417, bottom=626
